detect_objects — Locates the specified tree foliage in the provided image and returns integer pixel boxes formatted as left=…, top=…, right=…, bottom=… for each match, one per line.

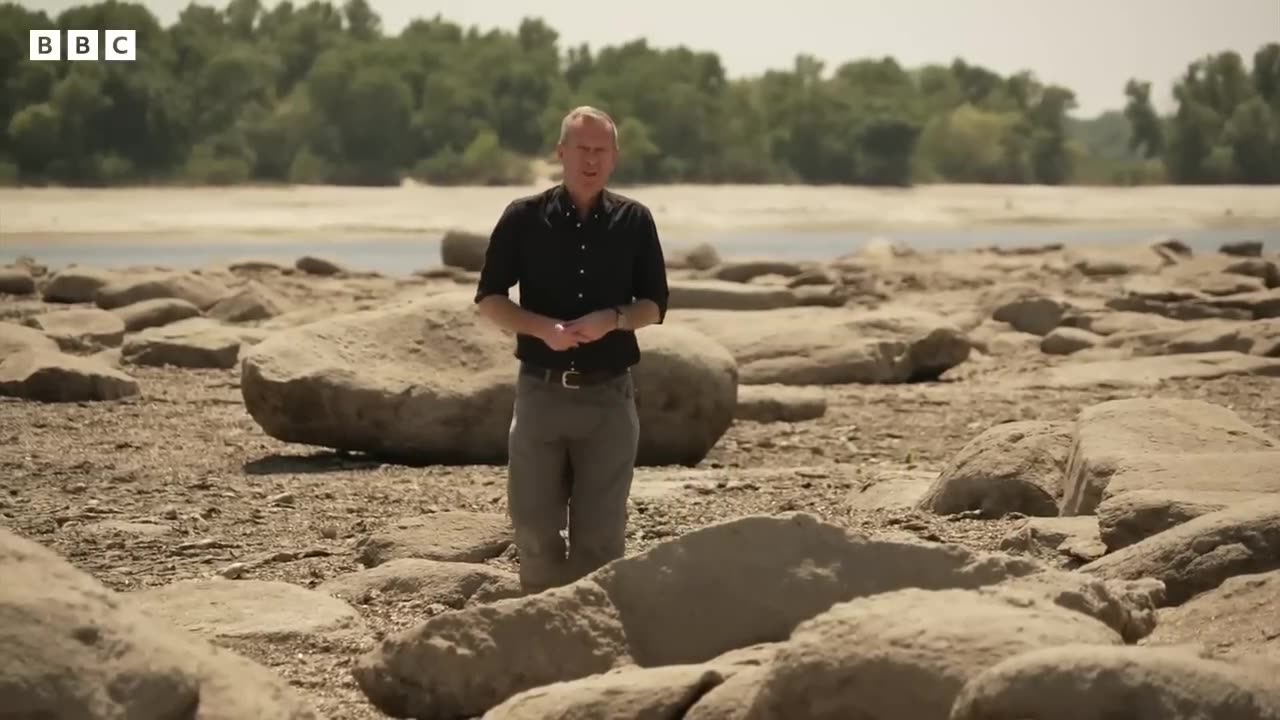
left=1124, top=45, right=1280, bottom=184
left=0, top=1, right=1275, bottom=187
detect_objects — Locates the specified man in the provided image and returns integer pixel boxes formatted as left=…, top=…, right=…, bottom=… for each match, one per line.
left=473, top=106, right=670, bottom=593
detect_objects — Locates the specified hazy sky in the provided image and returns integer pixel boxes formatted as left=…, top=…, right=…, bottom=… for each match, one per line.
left=22, top=0, right=1280, bottom=116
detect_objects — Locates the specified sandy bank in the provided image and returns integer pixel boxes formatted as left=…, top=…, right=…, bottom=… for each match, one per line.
left=1, top=184, right=1278, bottom=246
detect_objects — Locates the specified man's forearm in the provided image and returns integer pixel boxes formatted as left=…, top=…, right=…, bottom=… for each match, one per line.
left=477, top=295, right=552, bottom=337
left=621, top=299, right=661, bottom=329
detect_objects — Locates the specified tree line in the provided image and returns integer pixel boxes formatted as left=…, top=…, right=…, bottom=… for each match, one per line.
left=1, top=0, right=1277, bottom=188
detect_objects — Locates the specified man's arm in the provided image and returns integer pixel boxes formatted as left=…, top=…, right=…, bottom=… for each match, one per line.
left=477, top=295, right=557, bottom=337
left=622, top=205, right=669, bottom=330
left=473, top=203, right=556, bottom=339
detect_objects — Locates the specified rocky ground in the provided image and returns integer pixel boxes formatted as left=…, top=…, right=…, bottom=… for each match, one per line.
left=2, top=232, right=1279, bottom=719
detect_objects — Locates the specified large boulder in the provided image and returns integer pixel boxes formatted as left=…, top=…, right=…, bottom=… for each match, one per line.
left=1101, top=318, right=1280, bottom=357
left=95, top=270, right=231, bottom=310
left=949, top=645, right=1280, bottom=720
left=999, top=517, right=1107, bottom=566
left=207, top=280, right=292, bottom=322
left=1059, top=309, right=1185, bottom=336
left=110, top=297, right=202, bottom=332
left=1066, top=244, right=1173, bottom=277
left=1209, top=287, right=1280, bottom=319
left=0, top=348, right=138, bottom=402
left=1094, top=452, right=1280, bottom=550
left=0, top=528, right=319, bottom=719
left=0, top=266, right=35, bottom=295
left=1059, top=397, right=1278, bottom=517
left=1223, top=257, right=1278, bottom=287
left=1020, top=350, right=1280, bottom=389
left=355, top=579, right=633, bottom=719
left=1082, top=499, right=1280, bottom=606
left=917, top=421, right=1074, bottom=518
left=737, top=586, right=1124, bottom=720
left=670, top=305, right=970, bottom=385
left=123, top=317, right=267, bottom=369
left=479, top=571, right=1160, bottom=720
left=354, top=511, right=513, bottom=567
left=1162, top=253, right=1278, bottom=288
left=709, top=259, right=807, bottom=283
left=317, top=558, right=521, bottom=609
left=129, top=579, right=365, bottom=644
left=440, top=230, right=488, bottom=271
left=1040, top=326, right=1101, bottom=355
left=1144, top=570, right=1280, bottom=664
left=967, top=320, right=1040, bottom=357
left=294, top=256, right=344, bottom=275
left=24, top=308, right=126, bottom=352
left=1, top=321, right=59, bottom=358
left=992, top=295, right=1067, bottom=335
left=40, top=266, right=116, bottom=303
left=1221, top=239, right=1264, bottom=257
left=1105, top=287, right=1255, bottom=322
left=668, top=279, right=799, bottom=310
left=351, top=513, right=1051, bottom=719
left=239, top=291, right=738, bottom=466
left=486, top=663, right=728, bottom=720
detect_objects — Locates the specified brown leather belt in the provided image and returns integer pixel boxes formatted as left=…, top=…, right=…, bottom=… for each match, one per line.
left=520, top=362, right=626, bottom=389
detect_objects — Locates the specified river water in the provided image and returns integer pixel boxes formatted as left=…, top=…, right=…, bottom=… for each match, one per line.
left=3, top=226, right=1279, bottom=277
left=2, top=184, right=1277, bottom=275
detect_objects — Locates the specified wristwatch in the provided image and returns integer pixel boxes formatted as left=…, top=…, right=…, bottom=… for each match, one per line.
left=613, top=306, right=628, bottom=330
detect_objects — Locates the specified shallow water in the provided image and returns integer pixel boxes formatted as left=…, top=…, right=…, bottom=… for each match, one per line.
left=3, top=226, right=1278, bottom=277
left=2, top=184, right=1278, bottom=275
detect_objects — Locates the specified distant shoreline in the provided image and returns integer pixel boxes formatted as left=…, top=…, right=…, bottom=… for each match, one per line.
left=3, top=221, right=1279, bottom=250
left=2, top=184, right=1278, bottom=247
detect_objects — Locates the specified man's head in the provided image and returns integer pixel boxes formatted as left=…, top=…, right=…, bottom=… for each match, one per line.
left=557, top=106, right=619, bottom=199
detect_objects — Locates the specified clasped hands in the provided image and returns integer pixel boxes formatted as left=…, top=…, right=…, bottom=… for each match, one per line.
left=539, top=308, right=618, bottom=351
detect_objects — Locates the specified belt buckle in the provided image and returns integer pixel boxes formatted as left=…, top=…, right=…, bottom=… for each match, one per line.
left=561, top=370, right=581, bottom=389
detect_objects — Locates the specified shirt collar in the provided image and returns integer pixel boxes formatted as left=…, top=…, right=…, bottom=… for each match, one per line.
left=546, top=183, right=614, bottom=225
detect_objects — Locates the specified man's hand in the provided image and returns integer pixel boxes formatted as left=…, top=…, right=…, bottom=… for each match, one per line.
left=561, top=308, right=618, bottom=343
left=538, top=320, right=584, bottom=351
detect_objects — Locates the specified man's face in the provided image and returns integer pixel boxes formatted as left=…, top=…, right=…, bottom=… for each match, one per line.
left=557, top=117, right=618, bottom=196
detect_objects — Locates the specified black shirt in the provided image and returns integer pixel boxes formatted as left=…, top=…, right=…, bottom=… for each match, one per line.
left=473, top=184, right=670, bottom=373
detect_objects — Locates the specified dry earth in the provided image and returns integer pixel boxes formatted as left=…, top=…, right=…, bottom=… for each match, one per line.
left=3, top=229, right=1280, bottom=719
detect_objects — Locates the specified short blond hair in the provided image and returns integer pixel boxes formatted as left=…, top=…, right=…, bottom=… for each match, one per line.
left=558, top=106, right=619, bottom=149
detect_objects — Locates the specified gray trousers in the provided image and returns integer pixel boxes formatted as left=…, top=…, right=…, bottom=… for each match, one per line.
left=507, top=368, right=639, bottom=593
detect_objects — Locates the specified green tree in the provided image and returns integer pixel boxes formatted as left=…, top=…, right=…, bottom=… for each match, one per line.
left=1123, top=79, right=1164, bottom=158
left=0, top=1, right=1274, bottom=187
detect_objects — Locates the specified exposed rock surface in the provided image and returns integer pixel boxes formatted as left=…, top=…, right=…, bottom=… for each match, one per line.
left=0, top=528, right=320, bottom=719
left=240, top=291, right=739, bottom=466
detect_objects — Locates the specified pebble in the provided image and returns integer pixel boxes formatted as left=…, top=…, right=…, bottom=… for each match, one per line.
left=269, top=492, right=296, bottom=507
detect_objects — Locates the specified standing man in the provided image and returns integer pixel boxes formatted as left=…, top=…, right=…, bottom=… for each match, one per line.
left=473, top=106, right=670, bottom=593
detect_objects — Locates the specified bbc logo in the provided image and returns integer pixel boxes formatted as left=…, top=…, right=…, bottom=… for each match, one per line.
left=30, top=30, right=137, bottom=61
